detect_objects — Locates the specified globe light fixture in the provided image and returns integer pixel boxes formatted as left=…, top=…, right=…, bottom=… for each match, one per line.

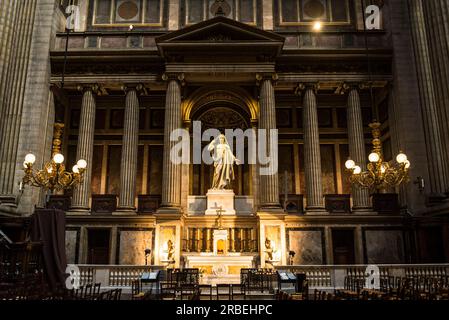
left=53, top=153, right=64, bottom=164
left=25, top=153, right=36, bottom=165
left=345, top=159, right=356, bottom=170
left=313, top=21, right=322, bottom=31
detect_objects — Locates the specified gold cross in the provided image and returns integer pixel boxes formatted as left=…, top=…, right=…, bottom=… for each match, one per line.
left=211, top=202, right=225, bottom=229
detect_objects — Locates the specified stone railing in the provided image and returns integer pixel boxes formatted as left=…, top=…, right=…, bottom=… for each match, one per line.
left=275, top=264, right=449, bottom=289
left=76, top=265, right=165, bottom=287
left=74, top=264, right=449, bottom=289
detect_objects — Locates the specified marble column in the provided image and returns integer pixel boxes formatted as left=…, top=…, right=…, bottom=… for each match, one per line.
left=347, top=88, right=371, bottom=211
left=302, top=85, right=325, bottom=212
left=71, top=85, right=97, bottom=212
left=159, top=74, right=182, bottom=212
left=117, top=85, right=141, bottom=211
left=258, top=74, right=281, bottom=210
left=409, top=0, right=449, bottom=195
left=0, top=0, right=36, bottom=200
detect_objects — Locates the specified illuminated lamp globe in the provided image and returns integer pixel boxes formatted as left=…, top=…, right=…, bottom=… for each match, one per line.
left=72, top=165, right=79, bottom=174
left=313, top=21, right=322, bottom=31
left=368, top=152, right=380, bottom=163
left=353, top=166, right=362, bottom=174
left=23, top=161, right=28, bottom=168
left=77, top=159, right=87, bottom=169
left=345, top=159, right=356, bottom=170
left=396, top=153, right=407, bottom=164
left=404, top=160, right=411, bottom=169
left=25, top=153, right=36, bottom=164
left=53, top=153, right=64, bottom=164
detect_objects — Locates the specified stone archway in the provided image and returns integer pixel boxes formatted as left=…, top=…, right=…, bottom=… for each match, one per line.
left=185, top=87, right=256, bottom=196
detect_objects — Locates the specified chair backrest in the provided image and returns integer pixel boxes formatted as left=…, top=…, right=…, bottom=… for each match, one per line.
left=132, top=279, right=141, bottom=295
left=93, top=283, right=101, bottom=295
left=230, top=284, right=246, bottom=300
left=84, top=283, right=93, bottom=297
left=199, top=284, right=213, bottom=300
left=216, top=284, right=231, bottom=300
left=112, top=288, right=122, bottom=300
left=180, top=283, right=198, bottom=300
left=295, top=273, right=307, bottom=292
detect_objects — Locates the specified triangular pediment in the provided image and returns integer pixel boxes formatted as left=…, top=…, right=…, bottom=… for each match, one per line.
left=157, top=16, right=284, bottom=43
left=156, top=16, right=284, bottom=61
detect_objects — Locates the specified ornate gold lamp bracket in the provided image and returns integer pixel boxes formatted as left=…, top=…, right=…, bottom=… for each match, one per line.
left=345, top=122, right=410, bottom=192
left=21, top=123, right=87, bottom=193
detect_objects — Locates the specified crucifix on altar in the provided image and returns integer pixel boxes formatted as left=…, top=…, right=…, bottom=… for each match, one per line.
left=210, top=202, right=228, bottom=255
left=211, top=202, right=225, bottom=229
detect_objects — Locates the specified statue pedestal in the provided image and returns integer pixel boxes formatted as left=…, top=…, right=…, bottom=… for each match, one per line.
left=205, top=189, right=235, bottom=215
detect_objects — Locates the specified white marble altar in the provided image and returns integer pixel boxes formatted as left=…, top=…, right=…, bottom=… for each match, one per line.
left=183, top=253, right=256, bottom=285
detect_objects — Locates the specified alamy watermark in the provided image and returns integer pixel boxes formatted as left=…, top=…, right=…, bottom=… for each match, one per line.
left=169, top=121, right=278, bottom=176
left=64, top=4, right=381, bottom=32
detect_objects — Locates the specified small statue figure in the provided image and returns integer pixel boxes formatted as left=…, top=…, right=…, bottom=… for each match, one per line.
left=265, top=238, right=274, bottom=261
left=166, top=240, right=175, bottom=262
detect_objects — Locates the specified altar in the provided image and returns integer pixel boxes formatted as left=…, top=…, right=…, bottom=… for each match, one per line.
left=183, top=223, right=257, bottom=284
left=183, top=253, right=257, bottom=285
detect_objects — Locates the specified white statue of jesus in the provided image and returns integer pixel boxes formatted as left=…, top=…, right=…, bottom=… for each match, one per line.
left=207, top=134, right=240, bottom=189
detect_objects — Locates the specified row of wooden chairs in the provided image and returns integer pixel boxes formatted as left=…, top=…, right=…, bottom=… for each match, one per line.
left=157, top=282, right=246, bottom=300
left=344, top=275, right=449, bottom=300
left=70, top=283, right=101, bottom=300
left=95, top=288, right=122, bottom=301
left=166, top=268, right=200, bottom=286
left=241, top=268, right=277, bottom=293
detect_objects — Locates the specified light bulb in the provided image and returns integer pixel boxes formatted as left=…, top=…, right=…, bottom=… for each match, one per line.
left=404, top=160, right=411, bottom=169
left=313, top=21, right=322, bottom=31
left=25, top=153, right=36, bottom=164
left=368, top=152, right=380, bottom=163
left=381, top=164, right=387, bottom=174
left=353, top=166, right=362, bottom=174
left=345, top=159, right=356, bottom=170
left=396, top=153, right=407, bottom=164
left=77, top=159, right=87, bottom=169
left=23, top=161, right=28, bottom=168
left=47, top=167, right=53, bottom=174
left=53, top=153, right=64, bottom=164
left=72, top=165, right=79, bottom=173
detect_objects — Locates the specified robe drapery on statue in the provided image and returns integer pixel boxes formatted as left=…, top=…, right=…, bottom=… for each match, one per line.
left=207, top=134, right=239, bottom=189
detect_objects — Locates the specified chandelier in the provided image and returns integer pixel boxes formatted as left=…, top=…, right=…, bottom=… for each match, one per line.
left=345, top=122, right=410, bottom=191
left=21, top=123, right=87, bottom=193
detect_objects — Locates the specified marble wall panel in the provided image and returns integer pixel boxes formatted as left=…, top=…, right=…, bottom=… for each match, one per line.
left=287, top=229, right=324, bottom=265
left=364, top=229, right=405, bottom=264
left=118, top=229, right=153, bottom=265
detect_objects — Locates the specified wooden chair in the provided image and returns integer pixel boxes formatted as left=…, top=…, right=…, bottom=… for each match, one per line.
left=160, top=281, right=177, bottom=300
left=132, top=279, right=145, bottom=300
left=216, top=284, right=231, bottom=300
left=180, top=283, right=198, bottom=300
left=83, top=283, right=93, bottom=300
left=199, top=284, right=213, bottom=300
left=97, top=290, right=112, bottom=301
left=92, top=283, right=101, bottom=298
left=111, top=288, right=122, bottom=301
left=231, top=284, right=246, bottom=300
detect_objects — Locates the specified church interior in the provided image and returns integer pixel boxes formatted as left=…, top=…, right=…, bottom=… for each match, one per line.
left=1, top=0, right=449, bottom=301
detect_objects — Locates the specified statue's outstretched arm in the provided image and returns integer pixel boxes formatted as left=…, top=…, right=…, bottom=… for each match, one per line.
left=207, top=140, right=215, bottom=152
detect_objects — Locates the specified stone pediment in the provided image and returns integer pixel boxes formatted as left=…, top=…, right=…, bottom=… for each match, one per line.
left=156, top=16, right=284, bottom=61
